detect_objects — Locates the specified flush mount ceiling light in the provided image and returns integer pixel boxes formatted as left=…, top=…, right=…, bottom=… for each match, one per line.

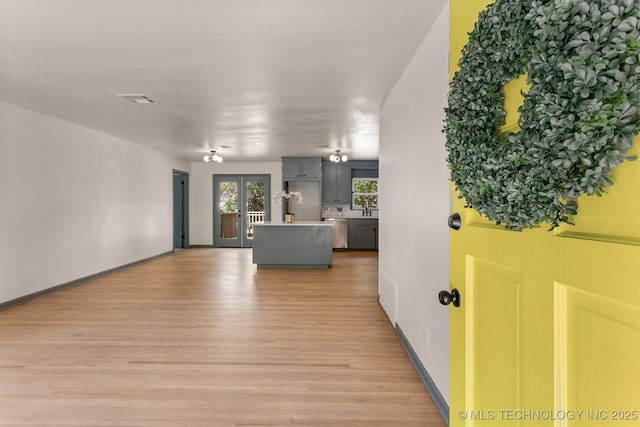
left=329, top=150, right=348, bottom=163
left=203, top=150, right=223, bottom=163
left=117, top=94, right=156, bottom=104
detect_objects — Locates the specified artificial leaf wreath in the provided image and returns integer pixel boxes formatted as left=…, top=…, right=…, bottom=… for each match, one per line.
left=444, top=0, right=640, bottom=229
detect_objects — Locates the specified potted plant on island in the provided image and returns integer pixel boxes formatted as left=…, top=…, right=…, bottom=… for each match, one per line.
left=273, top=190, right=303, bottom=223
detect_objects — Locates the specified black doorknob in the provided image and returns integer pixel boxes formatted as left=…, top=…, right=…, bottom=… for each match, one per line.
left=448, top=213, right=462, bottom=230
left=439, top=288, right=461, bottom=307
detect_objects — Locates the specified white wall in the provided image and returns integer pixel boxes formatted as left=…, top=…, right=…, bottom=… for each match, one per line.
left=0, top=102, right=190, bottom=303
left=379, top=4, right=450, bottom=401
left=190, top=161, right=282, bottom=245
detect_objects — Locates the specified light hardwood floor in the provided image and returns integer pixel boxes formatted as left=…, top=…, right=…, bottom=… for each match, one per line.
left=0, top=249, right=445, bottom=427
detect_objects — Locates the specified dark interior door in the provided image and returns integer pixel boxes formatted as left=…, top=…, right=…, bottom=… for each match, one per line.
left=173, top=171, right=188, bottom=249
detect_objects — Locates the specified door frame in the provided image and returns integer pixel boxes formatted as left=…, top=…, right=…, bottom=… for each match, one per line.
left=213, top=174, right=271, bottom=248
left=172, top=169, right=189, bottom=249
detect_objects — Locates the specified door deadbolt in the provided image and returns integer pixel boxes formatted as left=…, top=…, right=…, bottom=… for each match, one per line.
left=448, top=213, right=462, bottom=230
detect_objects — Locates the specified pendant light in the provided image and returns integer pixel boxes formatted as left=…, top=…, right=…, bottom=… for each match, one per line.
left=203, top=150, right=223, bottom=163
left=329, top=149, right=348, bottom=163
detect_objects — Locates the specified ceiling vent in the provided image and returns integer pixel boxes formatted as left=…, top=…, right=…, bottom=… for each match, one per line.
left=117, top=94, right=156, bottom=104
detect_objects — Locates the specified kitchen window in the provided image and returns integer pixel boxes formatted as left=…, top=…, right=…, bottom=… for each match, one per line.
left=352, top=178, right=378, bottom=209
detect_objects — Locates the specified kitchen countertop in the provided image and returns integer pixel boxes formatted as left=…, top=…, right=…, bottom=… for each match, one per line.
left=255, top=221, right=333, bottom=226
left=322, top=214, right=379, bottom=219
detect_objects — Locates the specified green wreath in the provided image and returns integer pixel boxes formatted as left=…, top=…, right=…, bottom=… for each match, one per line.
left=444, top=0, right=640, bottom=229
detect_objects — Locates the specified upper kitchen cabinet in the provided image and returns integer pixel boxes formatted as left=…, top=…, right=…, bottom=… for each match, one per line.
left=322, top=161, right=351, bottom=204
left=282, top=157, right=322, bottom=181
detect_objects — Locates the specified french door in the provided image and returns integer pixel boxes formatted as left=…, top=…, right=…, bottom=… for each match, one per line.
left=213, top=175, right=270, bottom=248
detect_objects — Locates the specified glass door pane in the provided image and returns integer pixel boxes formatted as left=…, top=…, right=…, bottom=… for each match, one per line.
left=219, top=181, right=238, bottom=239
left=245, top=180, right=266, bottom=243
left=214, top=176, right=241, bottom=247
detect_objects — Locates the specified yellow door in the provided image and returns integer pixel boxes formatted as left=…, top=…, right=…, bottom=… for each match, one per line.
left=448, top=1, right=640, bottom=426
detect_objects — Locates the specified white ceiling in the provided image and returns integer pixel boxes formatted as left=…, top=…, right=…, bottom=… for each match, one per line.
left=1, top=0, right=447, bottom=162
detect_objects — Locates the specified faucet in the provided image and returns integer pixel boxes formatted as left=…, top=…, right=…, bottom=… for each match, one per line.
left=363, top=201, right=370, bottom=216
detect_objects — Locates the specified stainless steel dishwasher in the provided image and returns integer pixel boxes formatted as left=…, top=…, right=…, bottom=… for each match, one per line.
left=324, top=218, right=348, bottom=249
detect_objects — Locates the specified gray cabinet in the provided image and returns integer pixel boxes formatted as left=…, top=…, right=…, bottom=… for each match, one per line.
left=348, top=219, right=378, bottom=250
left=253, top=223, right=333, bottom=268
left=322, top=161, right=351, bottom=204
left=350, top=160, right=379, bottom=171
left=282, top=157, right=322, bottom=181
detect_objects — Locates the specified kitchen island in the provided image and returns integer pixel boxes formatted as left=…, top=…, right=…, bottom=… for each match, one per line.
left=252, top=221, right=333, bottom=268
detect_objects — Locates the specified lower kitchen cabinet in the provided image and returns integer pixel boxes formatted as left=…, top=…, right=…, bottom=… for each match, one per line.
left=348, top=219, right=378, bottom=250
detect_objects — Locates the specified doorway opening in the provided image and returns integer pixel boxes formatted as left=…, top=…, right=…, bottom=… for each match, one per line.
left=213, top=174, right=270, bottom=248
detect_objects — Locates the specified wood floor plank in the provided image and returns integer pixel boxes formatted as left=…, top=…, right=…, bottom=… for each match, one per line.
left=0, top=249, right=445, bottom=426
